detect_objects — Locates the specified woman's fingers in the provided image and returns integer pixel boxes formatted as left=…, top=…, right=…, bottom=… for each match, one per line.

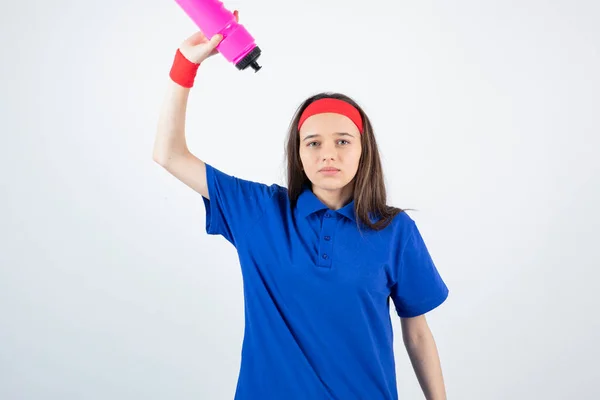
left=185, top=30, right=208, bottom=45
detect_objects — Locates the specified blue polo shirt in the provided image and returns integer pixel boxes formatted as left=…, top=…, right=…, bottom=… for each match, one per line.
left=201, top=163, right=449, bottom=400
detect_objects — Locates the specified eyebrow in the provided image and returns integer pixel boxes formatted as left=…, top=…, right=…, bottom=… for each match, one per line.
left=302, top=132, right=355, bottom=142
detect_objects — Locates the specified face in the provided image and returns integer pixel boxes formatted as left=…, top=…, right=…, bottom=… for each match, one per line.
left=298, top=112, right=362, bottom=197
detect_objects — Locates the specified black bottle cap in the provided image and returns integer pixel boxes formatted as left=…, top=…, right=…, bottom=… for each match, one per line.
left=235, top=46, right=262, bottom=72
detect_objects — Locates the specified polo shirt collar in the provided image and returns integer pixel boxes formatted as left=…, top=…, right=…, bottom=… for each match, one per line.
left=296, top=184, right=357, bottom=222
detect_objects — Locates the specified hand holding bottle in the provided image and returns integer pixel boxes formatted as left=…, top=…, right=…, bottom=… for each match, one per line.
left=178, top=9, right=239, bottom=64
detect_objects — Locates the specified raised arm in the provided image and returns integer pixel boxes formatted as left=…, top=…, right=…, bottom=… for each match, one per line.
left=153, top=79, right=210, bottom=198
left=152, top=11, right=239, bottom=199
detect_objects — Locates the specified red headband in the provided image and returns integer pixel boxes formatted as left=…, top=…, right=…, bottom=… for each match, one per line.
left=297, top=98, right=364, bottom=134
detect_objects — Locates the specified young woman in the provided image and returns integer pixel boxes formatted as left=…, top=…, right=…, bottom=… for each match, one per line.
left=153, top=11, right=449, bottom=400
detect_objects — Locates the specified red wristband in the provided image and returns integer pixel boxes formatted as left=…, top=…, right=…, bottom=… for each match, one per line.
left=169, top=49, right=200, bottom=88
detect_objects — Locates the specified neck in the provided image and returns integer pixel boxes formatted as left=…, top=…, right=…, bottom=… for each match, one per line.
left=312, top=183, right=354, bottom=210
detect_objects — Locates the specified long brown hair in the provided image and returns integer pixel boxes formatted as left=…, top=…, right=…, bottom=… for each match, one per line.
left=284, top=92, right=404, bottom=231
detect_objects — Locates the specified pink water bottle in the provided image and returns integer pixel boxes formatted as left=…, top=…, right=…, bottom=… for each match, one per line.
left=174, top=0, right=262, bottom=72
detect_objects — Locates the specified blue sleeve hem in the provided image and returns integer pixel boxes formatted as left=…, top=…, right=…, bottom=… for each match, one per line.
left=395, top=286, right=449, bottom=318
left=202, top=163, right=220, bottom=236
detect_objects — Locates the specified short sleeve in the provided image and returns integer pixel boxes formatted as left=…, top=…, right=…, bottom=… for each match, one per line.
left=390, top=221, right=449, bottom=318
left=202, top=163, right=277, bottom=247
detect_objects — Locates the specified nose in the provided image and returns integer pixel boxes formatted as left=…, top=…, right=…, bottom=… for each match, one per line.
left=320, top=141, right=336, bottom=161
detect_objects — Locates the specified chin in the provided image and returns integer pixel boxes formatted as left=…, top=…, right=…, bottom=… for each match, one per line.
left=311, top=177, right=350, bottom=191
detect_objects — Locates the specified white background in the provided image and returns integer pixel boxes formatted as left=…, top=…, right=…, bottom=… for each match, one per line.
left=1, top=0, right=599, bottom=398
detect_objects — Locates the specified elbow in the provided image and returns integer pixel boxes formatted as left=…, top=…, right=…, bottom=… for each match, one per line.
left=152, top=151, right=166, bottom=166
left=153, top=147, right=187, bottom=168
left=152, top=150, right=172, bottom=167
left=404, top=327, right=434, bottom=350
left=152, top=142, right=172, bottom=166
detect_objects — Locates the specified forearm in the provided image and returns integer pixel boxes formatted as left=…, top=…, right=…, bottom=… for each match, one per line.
left=153, top=80, right=193, bottom=165
left=404, top=329, right=446, bottom=400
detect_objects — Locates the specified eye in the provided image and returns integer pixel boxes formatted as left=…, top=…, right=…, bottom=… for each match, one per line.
left=306, top=139, right=350, bottom=147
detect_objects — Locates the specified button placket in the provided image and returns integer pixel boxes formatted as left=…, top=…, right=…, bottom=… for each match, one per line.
left=317, top=212, right=335, bottom=268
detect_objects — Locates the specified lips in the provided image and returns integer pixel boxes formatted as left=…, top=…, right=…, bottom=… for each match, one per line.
left=320, top=167, right=340, bottom=172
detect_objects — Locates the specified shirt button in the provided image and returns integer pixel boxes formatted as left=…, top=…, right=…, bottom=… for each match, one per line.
left=324, top=236, right=330, bottom=241
left=322, top=254, right=328, bottom=259
left=324, top=213, right=330, bottom=218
